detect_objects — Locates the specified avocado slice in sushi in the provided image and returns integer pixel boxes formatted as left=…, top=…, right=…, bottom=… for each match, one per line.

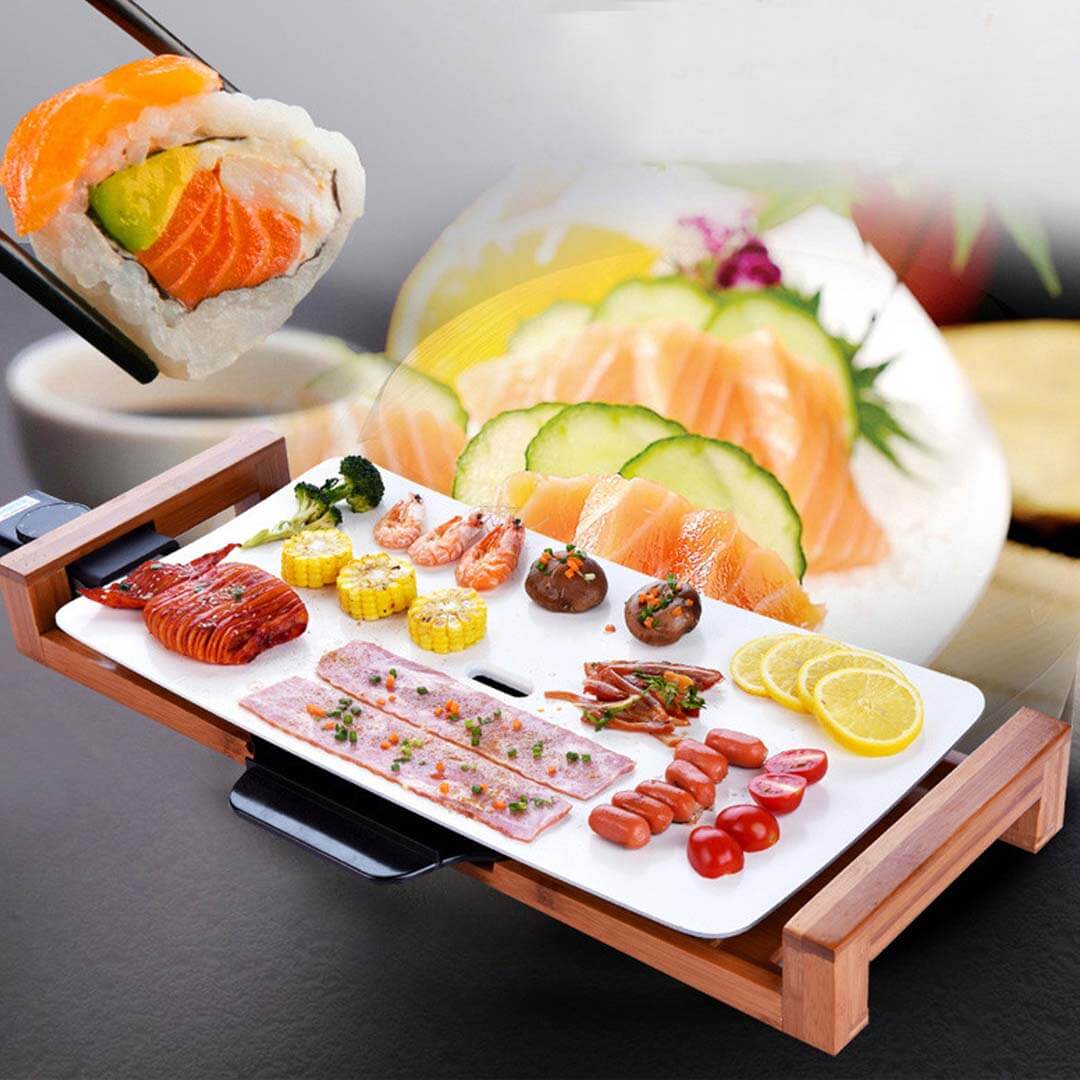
left=89, top=146, right=198, bottom=253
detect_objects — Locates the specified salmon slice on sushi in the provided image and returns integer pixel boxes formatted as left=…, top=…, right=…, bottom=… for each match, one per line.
left=0, top=55, right=364, bottom=379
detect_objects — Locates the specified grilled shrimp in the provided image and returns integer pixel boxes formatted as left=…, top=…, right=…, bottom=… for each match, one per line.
left=408, top=510, right=487, bottom=566
left=373, top=493, right=425, bottom=550
left=455, top=518, right=525, bottom=590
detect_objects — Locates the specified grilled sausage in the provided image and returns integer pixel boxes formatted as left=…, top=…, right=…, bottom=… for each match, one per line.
left=705, top=728, right=768, bottom=769
left=588, top=805, right=651, bottom=849
left=665, top=759, right=716, bottom=809
left=636, top=779, right=700, bottom=823
left=673, top=738, right=729, bottom=781
left=611, top=790, right=675, bottom=835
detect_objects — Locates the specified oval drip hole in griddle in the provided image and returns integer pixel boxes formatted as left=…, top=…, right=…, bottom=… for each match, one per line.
left=468, top=666, right=533, bottom=698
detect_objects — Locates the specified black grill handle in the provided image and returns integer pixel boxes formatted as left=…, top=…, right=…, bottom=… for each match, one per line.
left=229, top=738, right=501, bottom=883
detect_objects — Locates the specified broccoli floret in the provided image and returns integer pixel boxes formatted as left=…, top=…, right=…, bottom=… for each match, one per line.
left=319, top=455, right=385, bottom=514
left=241, top=482, right=340, bottom=548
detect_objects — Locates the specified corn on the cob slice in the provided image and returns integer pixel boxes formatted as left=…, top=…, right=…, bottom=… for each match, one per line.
left=337, top=553, right=417, bottom=621
left=281, top=528, right=353, bottom=588
left=407, top=587, right=487, bottom=653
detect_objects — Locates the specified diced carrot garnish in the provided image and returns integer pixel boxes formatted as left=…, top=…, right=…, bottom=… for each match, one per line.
left=492, top=799, right=506, bottom=811
left=439, top=781, right=450, bottom=795
left=376, top=697, right=387, bottom=707
left=379, top=740, right=391, bottom=750
left=434, top=706, right=444, bottom=717
left=547, top=765, right=557, bottom=777
left=644, top=616, right=655, bottom=628
left=388, top=694, right=396, bottom=702
left=445, top=699, right=460, bottom=715
left=388, top=732, right=399, bottom=746
left=511, top=717, right=522, bottom=732
left=306, top=704, right=326, bottom=718
left=322, top=722, right=336, bottom=731
left=604, top=623, right=616, bottom=633
left=385, top=674, right=396, bottom=691
left=435, top=760, right=445, bottom=773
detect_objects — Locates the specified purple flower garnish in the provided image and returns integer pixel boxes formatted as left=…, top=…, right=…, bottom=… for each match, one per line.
left=675, top=216, right=782, bottom=291
left=714, top=239, right=782, bottom=289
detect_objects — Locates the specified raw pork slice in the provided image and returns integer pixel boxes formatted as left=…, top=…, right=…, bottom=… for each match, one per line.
left=317, top=642, right=636, bottom=799
left=240, top=676, right=570, bottom=843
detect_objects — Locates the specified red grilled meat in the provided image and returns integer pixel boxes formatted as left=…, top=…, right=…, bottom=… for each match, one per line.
left=142, top=563, right=307, bottom=664
left=81, top=546, right=307, bottom=664
left=79, top=544, right=238, bottom=608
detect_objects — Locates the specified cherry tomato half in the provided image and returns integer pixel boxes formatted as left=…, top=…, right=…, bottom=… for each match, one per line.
left=715, top=803, right=780, bottom=852
left=687, top=825, right=744, bottom=878
left=763, top=748, right=828, bottom=785
left=748, top=772, right=807, bottom=814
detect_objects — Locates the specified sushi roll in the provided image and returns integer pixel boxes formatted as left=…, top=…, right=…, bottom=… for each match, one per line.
left=0, top=56, right=364, bottom=380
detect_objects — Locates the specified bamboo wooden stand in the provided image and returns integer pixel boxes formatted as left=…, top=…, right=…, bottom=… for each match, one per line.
left=0, top=429, right=1070, bottom=1055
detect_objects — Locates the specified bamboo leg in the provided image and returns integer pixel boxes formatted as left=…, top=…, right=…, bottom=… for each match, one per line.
left=780, top=936, right=869, bottom=1054
left=1000, top=735, right=1071, bottom=852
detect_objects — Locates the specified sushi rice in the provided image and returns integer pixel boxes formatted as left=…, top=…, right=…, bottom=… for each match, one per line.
left=7, top=68, right=364, bottom=380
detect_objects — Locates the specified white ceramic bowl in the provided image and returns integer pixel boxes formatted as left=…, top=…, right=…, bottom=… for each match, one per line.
left=6, top=328, right=384, bottom=507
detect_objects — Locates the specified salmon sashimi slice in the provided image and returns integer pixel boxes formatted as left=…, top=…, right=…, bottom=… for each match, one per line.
left=241, top=676, right=571, bottom=843
left=359, top=404, right=466, bottom=496
left=516, top=472, right=823, bottom=630
left=574, top=475, right=690, bottom=576
left=136, top=165, right=302, bottom=308
left=457, top=321, right=887, bottom=572
left=1, top=56, right=221, bottom=235
left=673, top=510, right=825, bottom=630
left=494, top=471, right=600, bottom=543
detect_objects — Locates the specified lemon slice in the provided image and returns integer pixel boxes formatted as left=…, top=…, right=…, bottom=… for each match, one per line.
left=730, top=634, right=797, bottom=696
left=796, top=649, right=903, bottom=710
left=759, top=635, right=840, bottom=710
left=810, top=668, right=924, bottom=756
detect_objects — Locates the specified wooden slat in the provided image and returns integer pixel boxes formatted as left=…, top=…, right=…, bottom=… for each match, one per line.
left=783, top=708, right=1068, bottom=958
left=779, top=707, right=1069, bottom=1053
left=40, top=630, right=251, bottom=764
left=457, top=859, right=784, bottom=1028
left=0, top=427, right=289, bottom=585
left=0, top=428, right=290, bottom=659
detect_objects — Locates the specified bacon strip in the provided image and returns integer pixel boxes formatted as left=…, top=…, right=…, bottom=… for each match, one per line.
left=316, top=642, right=635, bottom=800
left=240, top=676, right=570, bottom=843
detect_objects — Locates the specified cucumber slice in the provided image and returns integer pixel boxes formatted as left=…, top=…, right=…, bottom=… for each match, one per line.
left=452, top=402, right=567, bottom=504
left=706, top=287, right=857, bottom=445
left=378, top=363, right=469, bottom=429
left=508, top=301, right=592, bottom=356
left=621, top=434, right=806, bottom=579
left=526, top=402, right=686, bottom=478
left=592, top=276, right=716, bottom=329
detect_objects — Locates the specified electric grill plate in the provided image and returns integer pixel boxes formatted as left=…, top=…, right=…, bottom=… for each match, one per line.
left=56, top=462, right=985, bottom=938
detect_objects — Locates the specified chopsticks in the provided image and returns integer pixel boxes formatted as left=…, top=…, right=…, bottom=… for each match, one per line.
left=0, top=233, right=159, bottom=383
left=0, top=0, right=236, bottom=385
left=85, top=0, right=238, bottom=93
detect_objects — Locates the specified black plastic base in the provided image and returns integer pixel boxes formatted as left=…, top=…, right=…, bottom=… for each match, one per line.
left=230, top=738, right=501, bottom=883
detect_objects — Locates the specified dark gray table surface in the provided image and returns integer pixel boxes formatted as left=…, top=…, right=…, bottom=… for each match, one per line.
left=1, top=287, right=1077, bottom=1080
